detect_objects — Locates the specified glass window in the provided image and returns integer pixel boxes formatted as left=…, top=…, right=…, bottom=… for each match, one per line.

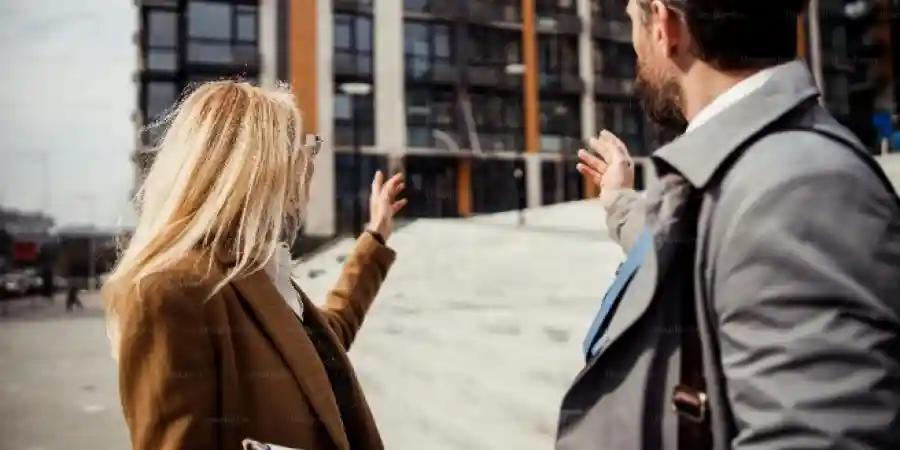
left=236, top=10, right=257, bottom=42
left=405, top=23, right=430, bottom=57
left=434, top=25, right=451, bottom=59
left=335, top=15, right=354, bottom=49
left=188, top=41, right=233, bottom=64
left=595, top=0, right=628, bottom=21
left=147, top=49, right=177, bottom=71
left=333, top=90, right=374, bottom=146
left=357, top=16, right=372, bottom=51
left=147, top=10, right=177, bottom=47
left=404, top=0, right=430, bottom=12
left=188, top=1, right=232, bottom=39
left=405, top=89, right=456, bottom=148
left=146, top=81, right=177, bottom=121
left=596, top=98, right=644, bottom=153
left=405, top=21, right=454, bottom=78
left=335, top=94, right=353, bottom=120
left=597, top=39, right=636, bottom=79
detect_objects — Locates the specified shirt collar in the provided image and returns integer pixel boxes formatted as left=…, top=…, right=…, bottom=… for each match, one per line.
left=652, top=61, right=821, bottom=188
left=685, top=65, right=780, bottom=134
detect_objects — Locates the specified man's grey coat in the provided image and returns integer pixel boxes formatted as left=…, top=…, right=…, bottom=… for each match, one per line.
left=556, top=61, right=900, bottom=449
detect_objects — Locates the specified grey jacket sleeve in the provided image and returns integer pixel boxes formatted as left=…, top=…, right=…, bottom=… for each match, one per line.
left=711, top=169, right=900, bottom=449
left=603, top=189, right=647, bottom=253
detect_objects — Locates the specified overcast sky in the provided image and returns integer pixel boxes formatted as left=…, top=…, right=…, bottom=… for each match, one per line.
left=0, top=0, right=136, bottom=228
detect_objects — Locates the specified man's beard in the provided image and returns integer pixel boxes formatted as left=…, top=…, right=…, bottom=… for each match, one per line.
left=634, top=61, right=688, bottom=135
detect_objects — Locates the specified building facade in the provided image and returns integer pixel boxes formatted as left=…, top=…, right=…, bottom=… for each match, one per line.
left=134, top=0, right=662, bottom=237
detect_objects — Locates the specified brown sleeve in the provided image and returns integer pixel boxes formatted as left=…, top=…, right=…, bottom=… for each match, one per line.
left=319, top=232, right=396, bottom=349
left=117, top=276, right=218, bottom=450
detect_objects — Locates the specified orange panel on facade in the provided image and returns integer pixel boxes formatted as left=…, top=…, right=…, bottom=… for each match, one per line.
left=290, top=0, right=318, bottom=133
left=521, top=0, right=540, bottom=154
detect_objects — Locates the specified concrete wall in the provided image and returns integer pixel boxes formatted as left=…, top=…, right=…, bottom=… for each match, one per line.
left=374, top=0, right=406, bottom=160
left=304, top=0, right=336, bottom=237
left=258, top=0, right=278, bottom=88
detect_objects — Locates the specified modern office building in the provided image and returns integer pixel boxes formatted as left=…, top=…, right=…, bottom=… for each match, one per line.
left=133, top=0, right=662, bottom=237
left=806, top=0, right=897, bottom=150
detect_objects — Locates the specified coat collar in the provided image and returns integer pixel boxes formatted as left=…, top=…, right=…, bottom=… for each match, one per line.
left=652, top=60, right=820, bottom=187
left=230, top=271, right=351, bottom=450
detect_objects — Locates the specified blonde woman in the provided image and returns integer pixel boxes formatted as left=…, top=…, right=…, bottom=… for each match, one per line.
left=103, top=81, right=406, bottom=450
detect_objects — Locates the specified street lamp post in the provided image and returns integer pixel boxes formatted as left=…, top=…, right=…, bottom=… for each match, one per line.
left=339, top=82, right=373, bottom=236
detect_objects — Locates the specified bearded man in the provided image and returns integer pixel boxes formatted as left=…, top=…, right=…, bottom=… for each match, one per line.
left=558, top=1, right=900, bottom=449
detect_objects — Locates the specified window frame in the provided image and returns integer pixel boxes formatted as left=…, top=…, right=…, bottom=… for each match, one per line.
left=334, top=12, right=374, bottom=75
left=594, top=38, right=637, bottom=80
left=404, top=20, right=455, bottom=79
left=405, top=88, right=457, bottom=148
left=185, top=1, right=259, bottom=66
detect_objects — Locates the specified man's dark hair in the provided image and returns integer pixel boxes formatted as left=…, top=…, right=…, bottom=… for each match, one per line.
left=636, top=0, right=809, bottom=70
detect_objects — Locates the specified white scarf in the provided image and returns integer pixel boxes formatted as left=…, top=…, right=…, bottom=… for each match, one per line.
left=264, top=243, right=304, bottom=321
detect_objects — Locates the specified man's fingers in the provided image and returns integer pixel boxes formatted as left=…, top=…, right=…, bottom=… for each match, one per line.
left=391, top=199, right=408, bottom=214
left=600, top=130, right=632, bottom=163
left=578, top=149, right=608, bottom=173
left=576, top=163, right=603, bottom=185
left=590, top=136, right=614, bottom=164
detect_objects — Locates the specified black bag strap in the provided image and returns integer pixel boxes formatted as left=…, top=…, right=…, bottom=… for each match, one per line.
left=673, top=120, right=899, bottom=450
left=673, top=190, right=712, bottom=450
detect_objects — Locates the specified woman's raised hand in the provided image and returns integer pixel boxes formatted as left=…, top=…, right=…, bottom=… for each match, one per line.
left=367, top=171, right=407, bottom=241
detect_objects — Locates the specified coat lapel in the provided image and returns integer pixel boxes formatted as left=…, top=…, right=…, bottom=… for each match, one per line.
left=575, top=175, right=695, bottom=381
left=231, top=271, right=350, bottom=450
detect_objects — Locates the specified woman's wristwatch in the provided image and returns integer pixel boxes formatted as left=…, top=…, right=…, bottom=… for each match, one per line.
left=365, top=229, right=386, bottom=245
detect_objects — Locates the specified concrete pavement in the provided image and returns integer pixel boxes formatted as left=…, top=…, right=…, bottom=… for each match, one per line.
left=0, top=292, right=128, bottom=450
left=0, top=199, right=621, bottom=450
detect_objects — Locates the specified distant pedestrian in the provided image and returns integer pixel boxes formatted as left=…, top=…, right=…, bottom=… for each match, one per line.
left=65, top=283, right=82, bottom=312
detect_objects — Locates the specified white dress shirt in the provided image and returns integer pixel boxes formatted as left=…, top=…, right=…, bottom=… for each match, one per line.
left=685, top=65, right=779, bottom=133
left=264, top=243, right=304, bottom=321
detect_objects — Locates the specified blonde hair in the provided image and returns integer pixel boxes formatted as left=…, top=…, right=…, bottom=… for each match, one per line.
left=104, top=81, right=309, bottom=322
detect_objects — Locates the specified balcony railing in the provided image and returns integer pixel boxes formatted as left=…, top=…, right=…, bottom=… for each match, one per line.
left=468, top=1, right=522, bottom=25
left=404, top=0, right=459, bottom=19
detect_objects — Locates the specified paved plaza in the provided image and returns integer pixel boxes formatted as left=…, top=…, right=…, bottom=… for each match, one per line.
left=0, top=200, right=623, bottom=450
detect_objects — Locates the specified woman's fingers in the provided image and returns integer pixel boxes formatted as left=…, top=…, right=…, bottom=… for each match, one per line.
left=389, top=182, right=405, bottom=198
left=382, top=173, right=404, bottom=196
left=371, top=170, right=385, bottom=196
left=391, top=199, right=409, bottom=214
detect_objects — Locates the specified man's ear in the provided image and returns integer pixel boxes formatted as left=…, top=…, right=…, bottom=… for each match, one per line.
left=649, top=0, right=683, bottom=59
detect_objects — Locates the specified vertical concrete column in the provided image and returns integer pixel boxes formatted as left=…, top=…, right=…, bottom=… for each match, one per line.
left=375, top=0, right=406, bottom=160
left=258, top=0, right=278, bottom=88
left=291, top=0, right=336, bottom=236
left=578, top=0, right=599, bottom=198
left=309, top=0, right=336, bottom=236
left=525, top=153, right=542, bottom=209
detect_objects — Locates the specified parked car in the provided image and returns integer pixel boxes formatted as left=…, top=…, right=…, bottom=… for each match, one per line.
left=0, top=272, right=30, bottom=299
